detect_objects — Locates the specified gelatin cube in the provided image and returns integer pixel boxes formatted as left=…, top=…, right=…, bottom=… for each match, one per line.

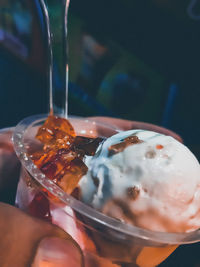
left=28, top=192, right=52, bottom=222
left=31, top=150, right=56, bottom=169
left=40, top=160, right=57, bottom=178
left=58, top=158, right=88, bottom=194
left=43, top=133, right=75, bottom=152
left=36, top=115, right=75, bottom=150
left=36, top=115, right=75, bottom=141
left=41, top=149, right=81, bottom=181
left=73, top=136, right=104, bottom=156
left=30, top=115, right=102, bottom=199
left=59, top=149, right=80, bottom=162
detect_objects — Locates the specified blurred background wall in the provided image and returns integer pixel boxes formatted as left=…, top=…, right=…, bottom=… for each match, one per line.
left=0, top=0, right=200, bottom=160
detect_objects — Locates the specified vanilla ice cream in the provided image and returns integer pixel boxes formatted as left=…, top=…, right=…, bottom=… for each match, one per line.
left=79, top=130, right=200, bottom=233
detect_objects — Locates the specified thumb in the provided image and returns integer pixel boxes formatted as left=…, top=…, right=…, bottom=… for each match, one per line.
left=0, top=202, right=84, bottom=267
left=33, top=237, right=83, bottom=267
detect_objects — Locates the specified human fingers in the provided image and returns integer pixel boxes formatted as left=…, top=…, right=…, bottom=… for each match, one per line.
left=89, top=116, right=182, bottom=143
left=0, top=129, right=21, bottom=204
left=0, top=202, right=84, bottom=267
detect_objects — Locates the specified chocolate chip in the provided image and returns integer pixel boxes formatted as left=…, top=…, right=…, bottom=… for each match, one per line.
left=145, top=150, right=156, bottom=159
left=108, top=134, right=143, bottom=156
left=127, top=186, right=140, bottom=200
left=73, top=136, right=104, bottom=156
left=124, top=135, right=143, bottom=144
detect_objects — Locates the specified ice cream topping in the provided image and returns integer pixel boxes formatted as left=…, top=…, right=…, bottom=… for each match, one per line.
left=31, top=116, right=200, bottom=233
left=30, top=115, right=103, bottom=195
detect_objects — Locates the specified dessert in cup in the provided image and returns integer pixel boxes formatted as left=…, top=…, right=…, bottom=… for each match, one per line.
left=13, top=114, right=200, bottom=267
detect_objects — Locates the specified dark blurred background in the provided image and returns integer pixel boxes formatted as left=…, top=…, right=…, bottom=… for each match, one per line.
left=0, top=0, right=200, bottom=153
left=0, top=1, right=200, bottom=265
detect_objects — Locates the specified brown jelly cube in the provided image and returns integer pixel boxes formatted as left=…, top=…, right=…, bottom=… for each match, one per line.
left=30, top=115, right=103, bottom=198
left=73, top=136, right=104, bottom=156
left=58, top=158, right=88, bottom=194
left=28, top=192, right=52, bottom=222
left=30, top=150, right=56, bottom=169
left=36, top=115, right=75, bottom=150
left=49, top=150, right=78, bottom=181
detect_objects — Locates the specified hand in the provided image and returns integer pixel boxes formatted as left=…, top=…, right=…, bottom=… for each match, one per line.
left=90, top=116, right=182, bottom=142
left=0, top=129, right=20, bottom=204
left=0, top=129, right=83, bottom=267
left=0, top=119, right=182, bottom=267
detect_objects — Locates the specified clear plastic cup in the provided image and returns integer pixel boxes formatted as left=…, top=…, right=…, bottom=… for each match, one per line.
left=13, top=115, right=200, bottom=267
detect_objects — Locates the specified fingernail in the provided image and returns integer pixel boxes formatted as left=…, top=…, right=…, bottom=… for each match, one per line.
left=33, top=237, right=82, bottom=267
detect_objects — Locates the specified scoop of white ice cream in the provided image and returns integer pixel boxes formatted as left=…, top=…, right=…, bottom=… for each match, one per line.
left=79, top=130, right=200, bottom=233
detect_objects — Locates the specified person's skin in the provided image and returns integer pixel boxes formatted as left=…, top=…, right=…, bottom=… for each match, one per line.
left=0, top=129, right=84, bottom=267
left=90, top=117, right=182, bottom=143
left=0, top=119, right=181, bottom=266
